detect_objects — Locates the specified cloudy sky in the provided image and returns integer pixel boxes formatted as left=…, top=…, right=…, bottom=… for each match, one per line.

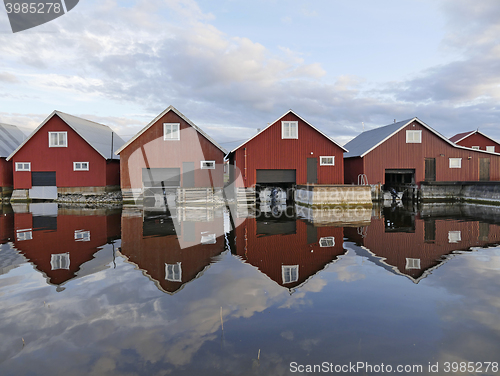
left=1, top=0, right=499, bottom=150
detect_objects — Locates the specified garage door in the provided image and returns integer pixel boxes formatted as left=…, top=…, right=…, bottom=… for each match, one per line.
left=256, top=169, right=296, bottom=184
left=32, top=171, right=56, bottom=186
left=142, top=168, right=181, bottom=187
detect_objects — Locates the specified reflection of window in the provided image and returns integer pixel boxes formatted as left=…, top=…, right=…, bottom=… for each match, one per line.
left=201, top=233, right=216, bottom=244
left=282, top=265, right=298, bottom=284
left=406, top=130, right=422, bottom=143
left=73, top=162, right=89, bottom=171
left=449, top=158, right=462, bottom=168
left=75, top=230, right=90, bottom=242
left=51, top=253, right=70, bottom=270
left=282, top=121, right=298, bottom=139
left=16, top=229, right=32, bottom=241
left=15, top=162, right=30, bottom=171
left=319, top=237, right=335, bottom=247
left=163, top=123, right=180, bottom=140
left=165, top=262, right=182, bottom=282
left=448, top=231, right=461, bottom=243
left=486, top=146, right=495, bottom=152
left=472, top=146, right=480, bottom=150
left=200, top=161, right=215, bottom=169
left=406, top=258, right=421, bottom=269
left=49, top=132, right=67, bottom=147
left=320, top=156, right=335, bottom=166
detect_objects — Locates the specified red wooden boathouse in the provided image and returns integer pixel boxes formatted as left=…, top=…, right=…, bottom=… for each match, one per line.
left=449, top=130, right=500, bottom=153
left=227, top=110, right=347, bottom=190
left=7, top=111, right=124, bottom=200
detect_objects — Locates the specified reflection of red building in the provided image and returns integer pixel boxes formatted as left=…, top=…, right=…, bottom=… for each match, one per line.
left=13, top=208, right=121, bottom=286
left=0, top=205, right=14, bottom=244
left=120, top=209, right=225, bottom=294
left=233, top=215, right=345, bottom=290
left=345, top=213, right=500, bottom=282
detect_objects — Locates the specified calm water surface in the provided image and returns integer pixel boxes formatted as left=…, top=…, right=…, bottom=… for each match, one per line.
left=0, top=203, right=500, bottom=375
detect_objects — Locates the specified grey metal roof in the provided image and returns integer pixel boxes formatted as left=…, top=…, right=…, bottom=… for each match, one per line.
left=0, top=123, right=27, bottom=158
left=343, top=119, right=414, bottom=158
left=8, top=111, right=125, bottom=161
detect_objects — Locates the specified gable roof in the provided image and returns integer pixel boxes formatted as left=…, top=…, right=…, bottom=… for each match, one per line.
left=449, top=130, right=500, bottom=145
left=7, top=111, right=125, bottom=161
left=343, top=117, right=499, bottom=158
left=0, top=123, right=27, bottom=158
left=115, top=105, right=227, bottom=155
left=227, top=109, right=348, bottom=156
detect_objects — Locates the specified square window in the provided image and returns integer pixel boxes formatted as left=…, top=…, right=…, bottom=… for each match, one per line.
left=49, top=132, right=67, bottom=147
left=165, top=262, right=182, bottom=282
left=449, top=158, right=462, bottom=168
left=282, top=121, right=298, bottom=139
left=200, top=161, right=215, bottom=169
left=486, top=146, right=495, bottom=152
left=201, top=233, right=216, bottom=244
left=73, top=162, right=89, bottom=171
left=75, top=230, right=90, bottom=242
left=15, top=162, right=31, bottom=171
left=405, top=258, right=421, bottom=269
left=472, top=146, right=480, bottom=150
left=16, top=229, right=32, bottom=241
left=282, top=265, right=299, bottom=284
left=448, top=231, right=461, bottom=243
left=320, top=156, right=335, bottom=166
left=319, top=236, right=335, bottom=247
left=51, top=253, right=70, bottom=270
left=164, top=123, right=180, bottom=140
left=406, top=130, right=422, bottom=143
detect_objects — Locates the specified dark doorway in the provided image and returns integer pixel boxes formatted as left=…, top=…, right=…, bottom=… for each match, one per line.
left=425, top=158, right=436, bottom=182
left=256, top=169, right=296, bottom=184
left=307, top=158, right=317, bottom=184
left=182, top=162, right=195, bottom=188
left=32, top=171, right=56, bottom=186
left=479, top=158, right=490, bottom=181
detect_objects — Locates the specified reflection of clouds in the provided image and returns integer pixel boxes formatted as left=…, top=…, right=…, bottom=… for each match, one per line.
left=325, top=249, right=366, bottom=282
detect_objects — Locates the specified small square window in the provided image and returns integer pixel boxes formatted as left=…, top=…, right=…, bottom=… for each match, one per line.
left=51, top=253, right=70, bottom=270
left=320, top=156, right=335, bottom=166
left=49, top=132, right=67, bottom=147
left=472, top=146, right=480, bottom=150
left=164, top=123, right=180, bottom=140
left=406, top=130, right=422, bottom=143
left=75, top=230, right=90, bottom=242
left=282, top=121, right=298, bottom=139
left=15, top=162, right=31, bottom=171
left=448, top=231, right=461, bottom=243
left=319, top=236, right=335, bottom=247
left=16, top=228, right=32, bottom=241
left=73, top=162, right=89, bottom=171
left=201, top=233, right=216, bottom=244
left=486, top=146, right=495, bottom=152
left=405, top=258, right=421, bottom=269
left=449, top=158, right=462, bottom=168
left=282, top=265, right=299, bottom=284
left=200, top=161, right=215, bottom=169
left=165, top=262, right=182, bottom=282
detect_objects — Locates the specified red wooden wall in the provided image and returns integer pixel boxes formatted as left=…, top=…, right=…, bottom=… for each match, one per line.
left=0, top=157, right=13, bottom=188
left=231, top=112, right=345, bottom=187
left=455, top=133, right=500, bottom=152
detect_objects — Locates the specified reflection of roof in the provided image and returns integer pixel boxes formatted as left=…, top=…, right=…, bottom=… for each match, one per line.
left=0, top=244, right=27, bottom=276
left=0, top=123, right=26, bottom=158
left=115, top=105, right=227, bottom=155
left=7, top=111, right=125, bottom=161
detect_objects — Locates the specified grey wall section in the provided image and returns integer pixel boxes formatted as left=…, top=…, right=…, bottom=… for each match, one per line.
left=256, top=169, right=296, bottom=184
left=421, top=182, right=500, bottom=203
left=142, top=168, right=180, bottom=187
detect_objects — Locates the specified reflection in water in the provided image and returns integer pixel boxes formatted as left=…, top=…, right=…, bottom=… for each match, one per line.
left=1, top=203, right=500, bottom=375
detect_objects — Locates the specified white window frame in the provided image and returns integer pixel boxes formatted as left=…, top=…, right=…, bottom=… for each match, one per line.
left=449, top=158, right=462, bottom=168
left=486, top=146, right=495, bottom=152
left=448, top=231, right=461, bottom=243
left=15, top=162, right=31, bottom=171
left=163, top=123, right=180, bottom=141
left=472, top=146, right=480, bottom=150
left=48, top=132, right=67, bottom=147
left=74, top=230, right=90, bottom=242
left=200, top=161, right=215, bottom=170
left=405, top=258, right=421, bottom=269
left=201, top=233, right=216, bottom=244
left=165, top=262, right=182, bottom=282
left=406, top=130, right=422, bottom=143
left=73, top=162, right=89, bottom=171
left=281, top=121, right=298, bottom=139
left=319, top=236, right=335, bottom=247
left=319, top=156, right=335, bottom=166
left=16, top=228, right=32, bottom=241
left=282, top=265, right=299, bottom=284
left=51, top=253, right=70, bottom=270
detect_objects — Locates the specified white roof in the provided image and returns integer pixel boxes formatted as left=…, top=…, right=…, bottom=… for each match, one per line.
left=7, top=111, right=125, bottom=161
left=115, top=105, right=227, bottom=155
left=0, top=123, right=27, bottom=158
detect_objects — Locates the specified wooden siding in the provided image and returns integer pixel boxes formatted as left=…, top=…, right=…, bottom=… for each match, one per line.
left=234, top=217, right=345, bottom=288
left=344, top=157, right=364, bottom=185
left=455, top=133, right=500, bottom=152
left=231, top=112, right=344, bottom=187
left=11, top=115, right=110, bottom=189
left=120, top=110, right=225, bottom=190
left=0, top=157, right=13, bottom=188
left=348, top=120, right=500, bottom=185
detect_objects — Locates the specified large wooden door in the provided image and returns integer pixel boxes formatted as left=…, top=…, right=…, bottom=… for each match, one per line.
left=307, top=158, right=317, bottom=184
left=424, top=158, right=436, bottom=181
left=182, top=162, right=195, bottom=188
left=479, top=158, right=490, bottom=181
